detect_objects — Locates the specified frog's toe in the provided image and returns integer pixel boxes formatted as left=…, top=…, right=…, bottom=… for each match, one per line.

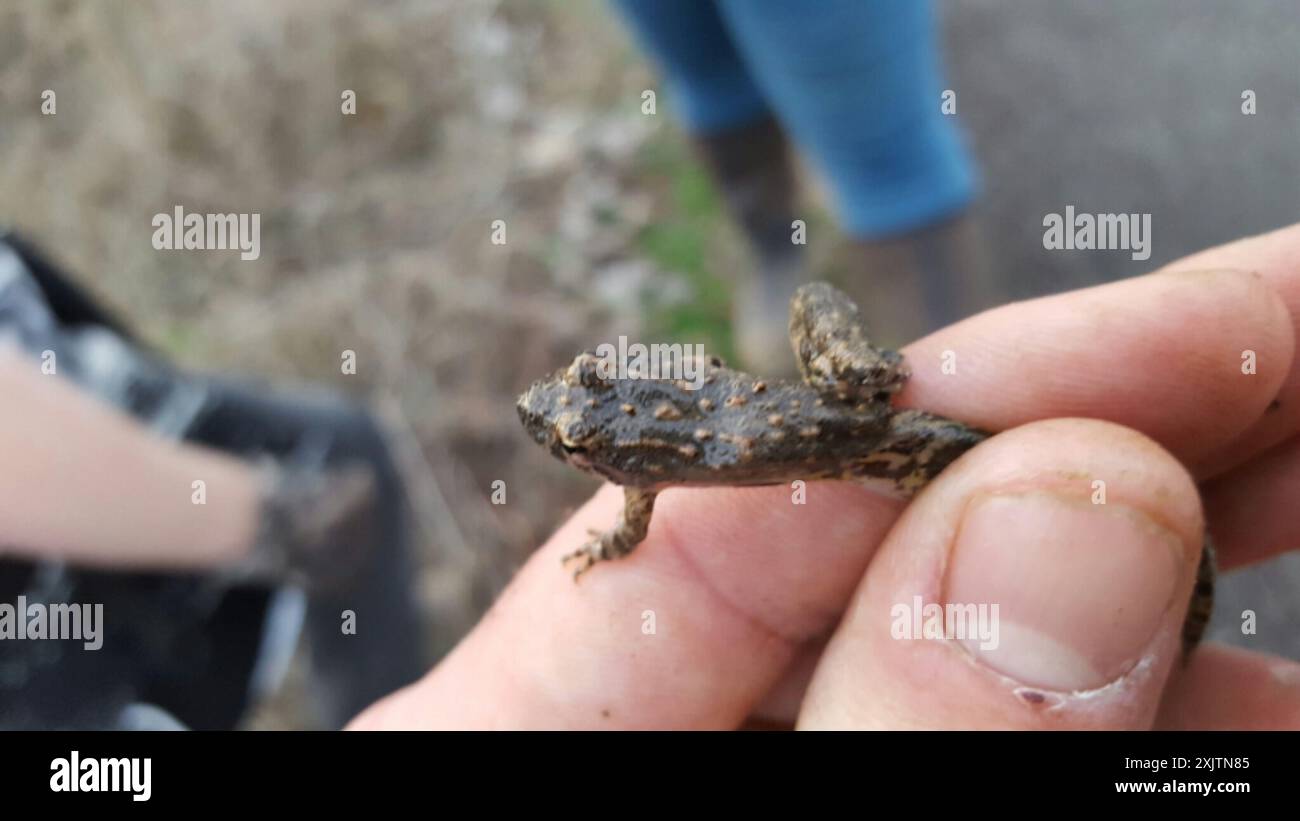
left=561, top=540, right=603, bottom=582
left=571, top=557, right=597, bottom=582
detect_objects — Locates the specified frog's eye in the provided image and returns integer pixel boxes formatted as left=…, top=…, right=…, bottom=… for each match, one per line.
left=568, top=353, right=614, bottom=389
left=555, top=412, right=595, bottom=450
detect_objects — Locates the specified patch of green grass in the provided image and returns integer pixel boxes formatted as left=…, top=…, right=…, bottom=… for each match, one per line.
left=634, top=137, right=736, bottom=362
left=155, top=319, right=205, bottom=360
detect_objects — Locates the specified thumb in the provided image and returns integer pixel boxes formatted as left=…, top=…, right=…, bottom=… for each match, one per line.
left=797, top=419, right=1205, bottom=729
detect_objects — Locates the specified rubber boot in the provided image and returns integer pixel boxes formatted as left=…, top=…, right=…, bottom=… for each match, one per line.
left=691, top=115, right=806, bottom=376
left=840, top=211, right=995, bottom=349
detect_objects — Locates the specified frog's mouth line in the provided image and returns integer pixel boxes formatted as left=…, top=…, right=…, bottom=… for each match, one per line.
left=560, top=446, right=629, bottom=485
left=560, top=444, right=593, bottom=471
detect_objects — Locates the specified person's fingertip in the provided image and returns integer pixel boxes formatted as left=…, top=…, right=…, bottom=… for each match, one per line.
left=800, top=419, right=1203, bottom=729
left=946, top=489, right=1187, bottom=692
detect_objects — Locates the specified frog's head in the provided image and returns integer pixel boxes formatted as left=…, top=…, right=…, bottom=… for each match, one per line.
left=517, top=352, right=622, bottom=473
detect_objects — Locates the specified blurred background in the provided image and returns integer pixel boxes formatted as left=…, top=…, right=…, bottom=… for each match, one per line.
left=1, top=0, right=1298, bottom=726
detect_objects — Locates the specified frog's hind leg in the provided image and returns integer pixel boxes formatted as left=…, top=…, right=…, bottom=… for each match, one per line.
left=855, top=408, right=989, bottom=496
left=562, top=487, right=658, bottom=581
left=1181, top=536, right=1216, bottom=659
left=789, top=282, right=910, bottom=403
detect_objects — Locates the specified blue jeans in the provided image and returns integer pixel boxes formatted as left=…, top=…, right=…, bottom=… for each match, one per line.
left=611, top=0, right=978, bottom=238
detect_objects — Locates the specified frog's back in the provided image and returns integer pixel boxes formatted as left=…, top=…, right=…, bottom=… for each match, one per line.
left=587, top=367, right=896, bottom=487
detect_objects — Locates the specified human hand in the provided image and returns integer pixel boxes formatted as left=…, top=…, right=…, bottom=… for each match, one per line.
left=351, top=224, right=1300, bottom=730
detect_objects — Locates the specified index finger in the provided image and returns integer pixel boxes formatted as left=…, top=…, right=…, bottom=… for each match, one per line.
left=902, top=265, right=1294, bottom=474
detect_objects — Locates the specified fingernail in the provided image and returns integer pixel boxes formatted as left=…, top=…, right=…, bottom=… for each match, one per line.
left=946, top=491, right=1186, bottom=691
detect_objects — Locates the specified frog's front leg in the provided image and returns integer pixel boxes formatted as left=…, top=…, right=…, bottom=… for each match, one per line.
left=562, top=486, right=659, bottom=581
left=788, top=282, right=911, bottom=403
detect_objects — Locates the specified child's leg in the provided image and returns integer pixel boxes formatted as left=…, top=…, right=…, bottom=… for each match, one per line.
left=609, top=0, right=769, bottom=132
left=713, top=0, right=977, bottom=239
left=611, top=0, right=807, bottom=371
left=713, top=1, right=988, bottom=344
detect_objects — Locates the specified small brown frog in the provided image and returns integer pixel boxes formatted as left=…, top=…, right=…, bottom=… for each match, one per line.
left=517, top=282, right=1215, bottom=654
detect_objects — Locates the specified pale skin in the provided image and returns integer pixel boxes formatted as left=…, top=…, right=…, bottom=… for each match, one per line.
left=0, top=346, right=260, bottom=569
left=351, top=223, right=1300, bottom=730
